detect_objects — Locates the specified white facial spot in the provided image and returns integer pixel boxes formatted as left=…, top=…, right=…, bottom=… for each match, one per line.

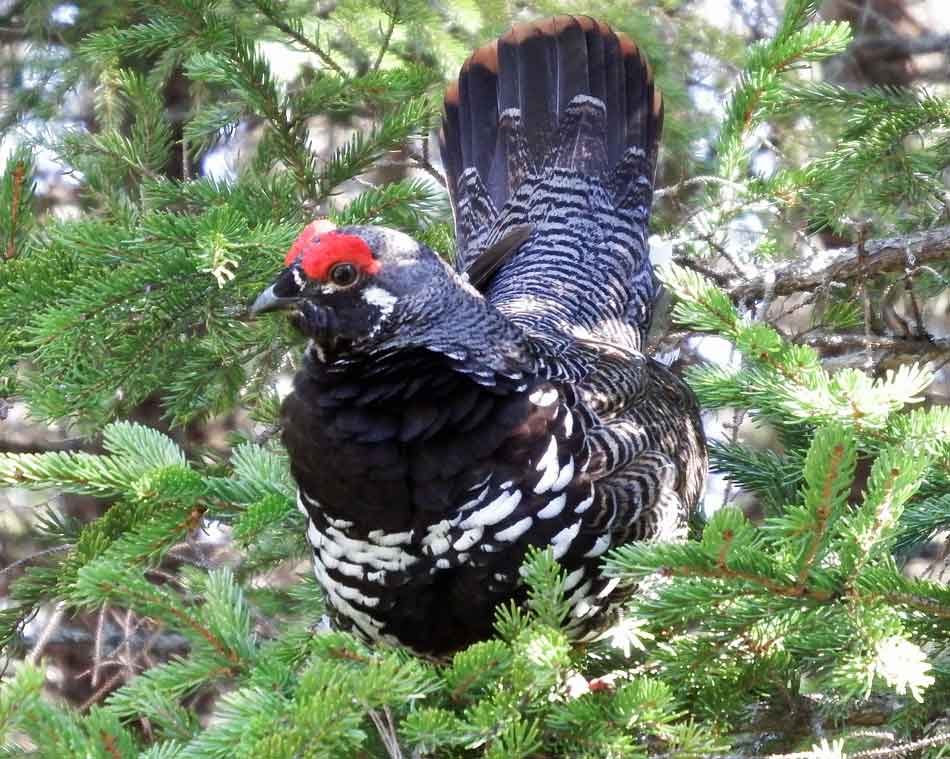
left=362, top=285, right=398, bottom=317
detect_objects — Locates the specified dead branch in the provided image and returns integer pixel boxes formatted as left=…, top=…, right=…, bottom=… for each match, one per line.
left=730, top=226, right=950, bottom=303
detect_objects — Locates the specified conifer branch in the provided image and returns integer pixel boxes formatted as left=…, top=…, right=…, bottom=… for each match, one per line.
left=731, top=225, right=950, bottom=302
left=250, top=0, right=348, bottom=78
left=372, top=0, right=400, bottom=71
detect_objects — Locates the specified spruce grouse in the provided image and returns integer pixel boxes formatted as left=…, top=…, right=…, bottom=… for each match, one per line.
left=252, top=16, right=707, bottom=655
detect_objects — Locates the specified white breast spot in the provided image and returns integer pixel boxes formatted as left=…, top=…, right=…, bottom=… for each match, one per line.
left=306, top=521, right=323, bottom=549
left=453, top=527, right=484, bottom=552
left=574, top=492, right=595, bottom=514
left=335, top=559, right=365, bottom=579
left=459, top=485, right=490, bottom=512
left=536, top=493, right=566, bottom=519
left=534, top=438, right=561, bottom=494
left=563, top=567, right=586, bottom=592
left=424, top=537, right=450, bottom=556
left=495, top=516, right=533, bottom=543
left=551, top=457, right=575, bottom=492
left=551, top=520, right=582, bottom=560
left=573, top=599, right=602, bottom=618
left=567, top=581, right=594, bottom=608
left=536, top=436, right=558, bottom=473
left=584, top=533, right=612, bottom=558
left=459, top=489, right=522, bottom=528
left=422, top=520, right=452, bottom=556
left=597, top=577, right=621, bottom=599
left=367, top=529, right=413, bottom=546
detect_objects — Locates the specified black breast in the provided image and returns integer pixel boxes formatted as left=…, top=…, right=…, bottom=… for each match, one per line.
left=280, top=346, right=597, bottom=654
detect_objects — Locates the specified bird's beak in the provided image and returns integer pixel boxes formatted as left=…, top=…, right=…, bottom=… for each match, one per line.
left=249, top=267, right=304, bottom=316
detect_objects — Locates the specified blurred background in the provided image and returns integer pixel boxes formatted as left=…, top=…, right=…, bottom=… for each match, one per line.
left=1, top=0, right=948, bottom=709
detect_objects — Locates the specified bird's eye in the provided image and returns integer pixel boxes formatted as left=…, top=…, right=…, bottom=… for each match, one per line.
left=329, top=262, right=359, bottom=288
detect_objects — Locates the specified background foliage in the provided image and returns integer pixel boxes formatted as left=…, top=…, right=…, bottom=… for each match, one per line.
left=0, top=0, right=949, bottom=756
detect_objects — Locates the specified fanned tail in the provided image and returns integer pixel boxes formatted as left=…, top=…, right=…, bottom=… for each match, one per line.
left=439, top=16, right=663, bottom=347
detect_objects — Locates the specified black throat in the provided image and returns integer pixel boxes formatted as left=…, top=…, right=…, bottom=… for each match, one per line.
left=281, top=344, right=541, bottom=533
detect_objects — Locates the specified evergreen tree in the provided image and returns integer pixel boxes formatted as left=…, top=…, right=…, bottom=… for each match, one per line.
left=0, top=0, right=948, bottom=756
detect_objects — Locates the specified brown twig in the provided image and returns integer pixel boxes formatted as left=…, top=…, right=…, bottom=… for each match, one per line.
left=6, top=160, right=26, bottom=259
left=731, top=226, right=950, bottom=303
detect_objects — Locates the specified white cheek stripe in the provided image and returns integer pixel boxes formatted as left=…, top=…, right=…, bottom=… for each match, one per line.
left=362, top=285, right=398, bottom=316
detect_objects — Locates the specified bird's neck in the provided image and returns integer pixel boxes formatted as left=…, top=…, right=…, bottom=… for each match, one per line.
left=308, top=275, right=539, bottom=388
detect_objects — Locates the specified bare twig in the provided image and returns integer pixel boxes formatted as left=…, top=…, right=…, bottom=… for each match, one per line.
left=654, top=175, right=749, bottom=200
left=407, top=146, right=447, bottom=188
left=798, top=331, right=948, bottom=358
left=26, top=601, right=67, bottom=665
left=372, top=0, right=399, bottom=71
left=369, top=707, right=404, bottom=759
left=252, top=0, right=348, bottom=78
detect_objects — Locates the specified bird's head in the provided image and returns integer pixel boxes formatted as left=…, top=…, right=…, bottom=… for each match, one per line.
left=251, top=221, right=453, bottom=351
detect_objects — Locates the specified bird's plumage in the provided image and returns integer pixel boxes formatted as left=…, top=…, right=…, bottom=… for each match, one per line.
left=261, top=16, right=707, bottom=655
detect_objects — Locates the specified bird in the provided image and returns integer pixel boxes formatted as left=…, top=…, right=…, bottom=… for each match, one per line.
left=251, top=16, right=707, bottom=656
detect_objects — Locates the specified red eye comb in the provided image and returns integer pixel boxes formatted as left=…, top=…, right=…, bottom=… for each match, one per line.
left=284, top=221, right=379, bottom=281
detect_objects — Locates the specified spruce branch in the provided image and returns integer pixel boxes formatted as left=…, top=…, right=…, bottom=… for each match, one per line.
left=247, top=0, right=348, bottom=78
left=731, top=225, right=950, bottom=302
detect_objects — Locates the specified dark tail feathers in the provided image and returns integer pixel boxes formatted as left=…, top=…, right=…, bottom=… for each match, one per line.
left=440, top=16, right=663, bottom=272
